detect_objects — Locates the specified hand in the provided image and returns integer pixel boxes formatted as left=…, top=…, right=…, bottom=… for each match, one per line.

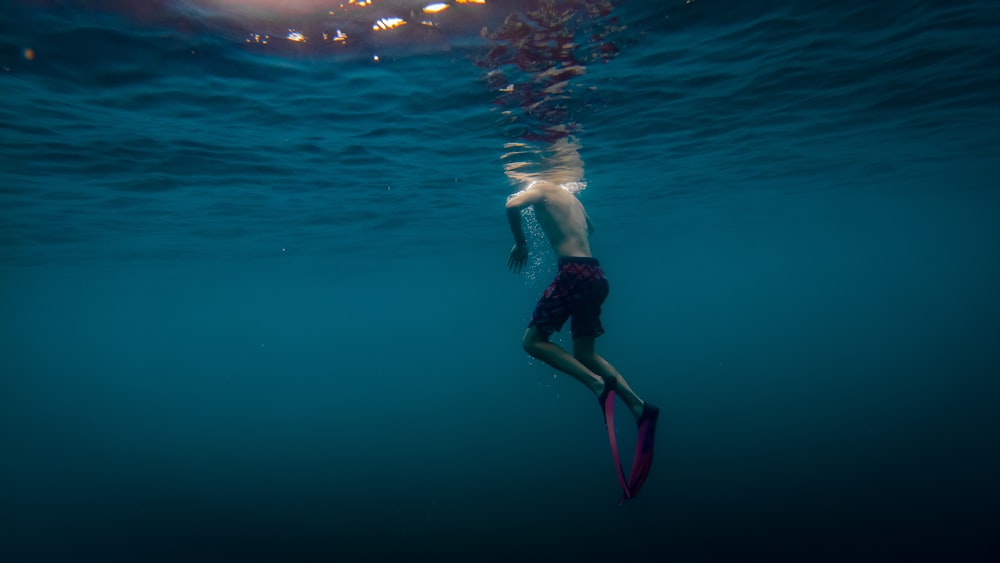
left=508, top=244, right=528, bottom=273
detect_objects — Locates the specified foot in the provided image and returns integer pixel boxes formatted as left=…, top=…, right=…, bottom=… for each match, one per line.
left=629, top=400, right=648, bottom=420
left=637, top=402, right=660, bottom=425
left=595, top=375, right=616, bottom=399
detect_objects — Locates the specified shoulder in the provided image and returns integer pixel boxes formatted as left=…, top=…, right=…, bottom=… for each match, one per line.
left=505, top=181, right=548, bottom=208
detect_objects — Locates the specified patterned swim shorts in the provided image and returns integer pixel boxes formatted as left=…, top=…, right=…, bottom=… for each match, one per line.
left=529, top=256, right=609, bottom=338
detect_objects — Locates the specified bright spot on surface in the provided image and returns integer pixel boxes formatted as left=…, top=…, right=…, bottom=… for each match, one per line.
left=456, top=0, right=486, bottom=4
left=423, top=3, right=449, bottom=13
left=286, top=31, right=305, bottom=42
left=23, top=48, right=35, bottom=61
left=373, top=17, right=406, bottom=31
left=373, top=54, right=380, bottom=61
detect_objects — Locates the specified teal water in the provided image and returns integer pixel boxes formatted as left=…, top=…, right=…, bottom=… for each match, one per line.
left=2, top=1, right=999, bottom=561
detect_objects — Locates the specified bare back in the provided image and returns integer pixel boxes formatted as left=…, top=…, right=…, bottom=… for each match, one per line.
left=530, top=182, right=593, bottom=258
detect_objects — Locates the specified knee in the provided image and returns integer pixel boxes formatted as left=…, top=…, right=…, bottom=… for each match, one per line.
left=521, top=334, right=538, bottom=357
left=521, top=330, right=544, bottom=357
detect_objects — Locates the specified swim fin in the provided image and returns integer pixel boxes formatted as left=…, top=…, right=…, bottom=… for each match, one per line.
left=622, top=403, right=660, bottom=502
left=598, top=379, right=661, bottom=504
left=598, top=376, right=630, bottom=499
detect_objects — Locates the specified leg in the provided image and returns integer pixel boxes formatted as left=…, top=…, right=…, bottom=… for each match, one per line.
left=573, top=337, right=645, bottom=419
left=521, top=327, right=604, bottom=395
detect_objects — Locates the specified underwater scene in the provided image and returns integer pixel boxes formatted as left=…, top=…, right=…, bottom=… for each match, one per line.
left=2, top=0, right=998, bottom=561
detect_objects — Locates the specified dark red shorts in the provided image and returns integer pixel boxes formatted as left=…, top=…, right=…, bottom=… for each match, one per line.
left=529, top=257, right=609, bottom=338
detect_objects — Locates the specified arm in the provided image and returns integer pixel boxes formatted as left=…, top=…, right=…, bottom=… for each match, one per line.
left=505, top=187, right=543, bottom=273
left=507, top=206, right=527, bottom=247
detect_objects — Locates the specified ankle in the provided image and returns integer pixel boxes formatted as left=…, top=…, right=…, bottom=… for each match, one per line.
left=591, top=376, right=606, bottom=396
left=631, top=401, right=645, bottom=419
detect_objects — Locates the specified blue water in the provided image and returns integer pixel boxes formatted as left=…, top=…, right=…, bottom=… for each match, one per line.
left=2, top=1, right=999, bottom=561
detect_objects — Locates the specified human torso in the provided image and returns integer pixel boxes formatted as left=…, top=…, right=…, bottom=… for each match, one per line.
left=532, top=182, right=592, bottom=258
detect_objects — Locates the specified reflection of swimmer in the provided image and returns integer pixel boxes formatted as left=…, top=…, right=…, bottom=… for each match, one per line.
left=504, top=140, right=659, bottom=503
left=480, top=0, right=623, bottom=145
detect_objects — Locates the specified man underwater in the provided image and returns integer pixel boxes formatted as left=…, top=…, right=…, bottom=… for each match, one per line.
left=505, top=144, right=660, bottom=503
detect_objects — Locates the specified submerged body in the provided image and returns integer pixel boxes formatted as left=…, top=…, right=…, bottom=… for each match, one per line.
left=505, top=173, right=660, bottom=502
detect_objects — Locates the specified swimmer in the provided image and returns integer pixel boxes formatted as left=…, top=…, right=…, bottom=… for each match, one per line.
left=505, top=157, right=660, bottom=503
